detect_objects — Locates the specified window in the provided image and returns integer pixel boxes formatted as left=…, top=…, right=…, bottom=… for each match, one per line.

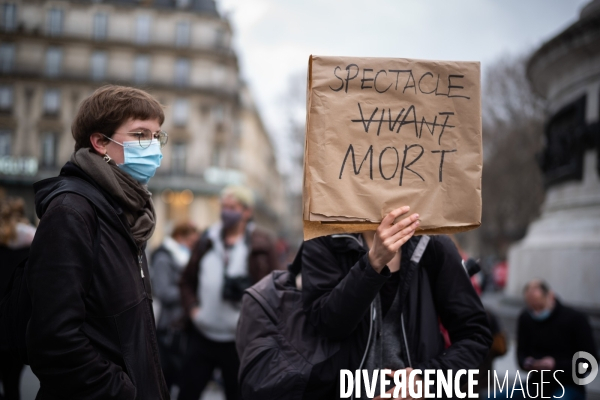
left=0, top=85, right=13, bottom=111
left=212, top=143, right=222, bottom=167
left=232, top=119, right=241, bottom=138
left=43, top=89, right=60, bottom=115
left=0, top=43, right=15, bottom=73
left=171, top=142, right=186, bottom=174
left=91, top=51, right=107, bottom=81
left=135, top=15, right=151, bottom=45
left=0, top=130, right=10, bottom=156
left=40, top=132, right=57, bottom=167
left=215, top=27, right=227, bottom=49
left=134, top=55, right=150, bottom=84
left=175, top=21, right=190, bottom=47
left=174, top=58, right=189, bottom=87
left=45, top=46, right=62, bottom=77
left=172, top=98, right=188, bottom=126
left=46, top=8, right=63, bottom=36
left=93, top=12, right=108, bottom=40
left=2, top=3, right=16, bottom=32
left=229, top=146, right=240, bottom=169
left=212, top=104, right=224, bottom=123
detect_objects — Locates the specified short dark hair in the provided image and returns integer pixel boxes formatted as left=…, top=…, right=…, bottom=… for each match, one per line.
left=171, top=221, right=198, bottom=239
left=71, top=85, right=164, bottom=151
left=523, top=280, right=550, bottom=295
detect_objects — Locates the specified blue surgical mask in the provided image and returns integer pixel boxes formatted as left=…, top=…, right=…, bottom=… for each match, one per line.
left=105, top=136, right=163, bottom=184
left=529, top=308, right=551, bottom=321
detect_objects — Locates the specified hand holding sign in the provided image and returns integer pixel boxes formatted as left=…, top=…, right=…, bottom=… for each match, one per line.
left=367, top=206, right=419, bottom=272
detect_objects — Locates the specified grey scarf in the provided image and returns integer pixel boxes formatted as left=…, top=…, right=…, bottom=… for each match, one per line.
left=70, top=148, right=156, bottom=247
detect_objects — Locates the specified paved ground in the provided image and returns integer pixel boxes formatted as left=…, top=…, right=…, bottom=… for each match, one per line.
left=19, top=366, right=225, bottom=400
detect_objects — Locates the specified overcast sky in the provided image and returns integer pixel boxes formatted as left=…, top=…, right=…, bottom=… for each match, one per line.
left=218, top=0, right=590, bottom=175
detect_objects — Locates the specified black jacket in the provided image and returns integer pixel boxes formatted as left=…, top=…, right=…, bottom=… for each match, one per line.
left=517, top=299, right=598, bottom=393
left=26, top=162, right=169, bottom=400
left=0, top=245, right=29, bottom=303
left=301, top=234, right=492, bottom=398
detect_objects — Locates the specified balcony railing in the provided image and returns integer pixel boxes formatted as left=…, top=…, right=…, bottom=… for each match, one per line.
left=0, top=24, right=235, bottom=59
left=0, top=62, right=239, bottom=97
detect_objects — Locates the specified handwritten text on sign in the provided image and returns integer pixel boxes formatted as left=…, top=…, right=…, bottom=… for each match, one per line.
left=303, top=55, right=482, bottom=239
left=333, top=64, right=471, bottom=186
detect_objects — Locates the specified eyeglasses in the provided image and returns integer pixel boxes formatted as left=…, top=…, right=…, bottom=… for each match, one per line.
left=105, top=129, right=169, bottom=149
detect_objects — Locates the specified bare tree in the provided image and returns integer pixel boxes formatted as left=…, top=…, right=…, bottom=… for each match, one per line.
left=457, top=53, right=547, bottom=260
left=282, top=71, right=307, bottom=194
left=279, top=71, right=307, bottom=245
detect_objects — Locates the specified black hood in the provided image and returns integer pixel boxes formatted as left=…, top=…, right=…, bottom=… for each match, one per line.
left=35, top=163, right=95, bottom=218
left=35, top=163, right=78, bottom=219
left=33, top=162, right=127, bottom=236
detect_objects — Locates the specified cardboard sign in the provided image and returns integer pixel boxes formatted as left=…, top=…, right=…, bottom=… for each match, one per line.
left=303, top=55, right=482, bottom=240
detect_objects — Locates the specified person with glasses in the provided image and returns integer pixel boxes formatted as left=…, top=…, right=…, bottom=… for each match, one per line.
left=26, top=85, right=170, bottom=399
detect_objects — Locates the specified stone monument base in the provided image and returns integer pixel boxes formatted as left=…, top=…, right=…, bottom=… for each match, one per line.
left=506, top=151, right=600, bottom=311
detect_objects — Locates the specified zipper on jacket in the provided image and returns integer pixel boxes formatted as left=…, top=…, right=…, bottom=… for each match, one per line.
left=401, top=312, right=412, bottom=368
left=138, top=249, right=145, bottom=279
left=138, top=248, right=149, bottom=297
left=352, top=302, right=375, bottom=400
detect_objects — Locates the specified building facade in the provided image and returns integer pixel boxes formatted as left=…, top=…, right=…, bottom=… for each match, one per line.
left=0, top=0, right=286, bottom=246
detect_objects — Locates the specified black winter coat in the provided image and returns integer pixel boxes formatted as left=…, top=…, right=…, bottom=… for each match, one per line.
left=27, top=162, right=169, bottom=400
left=301, top=234, right=492, bottom=398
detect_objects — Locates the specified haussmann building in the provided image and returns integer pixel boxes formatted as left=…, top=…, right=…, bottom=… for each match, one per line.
left=0, top=0, right=286, bottom=247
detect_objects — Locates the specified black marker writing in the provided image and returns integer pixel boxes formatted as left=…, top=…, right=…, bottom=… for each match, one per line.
left=330, top=66, right=344, bottom=92
left=344, top=64, right=359, bottom=94
left=399, top=144, right=425, bottom=186
left=339, top=144, right=374, bottom=180
left=431, top=149, right=457, bottom=182
left=379, top=147, right=400, bottom=180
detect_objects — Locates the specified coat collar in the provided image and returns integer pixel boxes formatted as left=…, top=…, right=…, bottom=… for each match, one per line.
left=331, top=233, right=366, bottom=253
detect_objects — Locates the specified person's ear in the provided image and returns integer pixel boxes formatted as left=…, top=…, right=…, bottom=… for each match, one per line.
left=89, top=133, right=109, bottom=155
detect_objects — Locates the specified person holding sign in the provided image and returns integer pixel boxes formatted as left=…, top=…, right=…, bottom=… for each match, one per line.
left=301, top=206, right=492, bottom=398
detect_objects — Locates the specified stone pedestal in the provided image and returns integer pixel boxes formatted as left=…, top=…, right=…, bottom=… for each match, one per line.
left=506, top=1, right=600, bottom=310
left=507, top=151, right=600, bottom=309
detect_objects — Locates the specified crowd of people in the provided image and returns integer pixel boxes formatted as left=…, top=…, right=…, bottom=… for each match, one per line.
left=149, top=185, right=280, bottom=399
left=0, top=85, right=597, bottom=400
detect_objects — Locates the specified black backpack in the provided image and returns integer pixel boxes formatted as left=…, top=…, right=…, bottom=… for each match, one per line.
left=236, top=235, right=432, bottom=400
left=236, top=248, right=336, bottom=400
left=0, top=177, right=102, bottom=365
